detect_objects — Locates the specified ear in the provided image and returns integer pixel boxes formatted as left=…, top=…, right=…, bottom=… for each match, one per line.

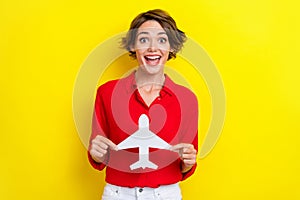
left=129, top=45, right=135, bottom=52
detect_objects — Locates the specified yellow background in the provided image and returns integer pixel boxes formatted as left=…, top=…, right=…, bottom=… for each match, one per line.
left=1, top=0, right=300, bottom=199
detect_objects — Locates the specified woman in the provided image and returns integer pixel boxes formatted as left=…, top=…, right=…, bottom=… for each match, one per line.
left=88, top=9, right=198, bottom=200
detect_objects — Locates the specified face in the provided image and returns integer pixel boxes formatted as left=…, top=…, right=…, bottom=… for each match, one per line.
left=133, top=20, right=171, bottom=75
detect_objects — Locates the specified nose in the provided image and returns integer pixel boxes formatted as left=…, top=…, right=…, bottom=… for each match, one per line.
left=147, top=40, right=158, bottom=52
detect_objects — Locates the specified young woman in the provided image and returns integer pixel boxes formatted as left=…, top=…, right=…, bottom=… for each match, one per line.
left=88, top=9, right=198, bottom=200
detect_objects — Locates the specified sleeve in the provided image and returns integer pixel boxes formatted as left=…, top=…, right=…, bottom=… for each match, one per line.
left=180, top=91, right=199, bottom=181
left=87, top=86, right=109, bottom=171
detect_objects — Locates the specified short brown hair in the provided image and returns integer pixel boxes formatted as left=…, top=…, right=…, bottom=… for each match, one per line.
left=121, top=9, right=187, bottom=60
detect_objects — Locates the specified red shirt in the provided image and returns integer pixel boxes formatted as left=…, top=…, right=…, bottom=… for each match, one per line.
left=88, top=72, right=198, bottom=188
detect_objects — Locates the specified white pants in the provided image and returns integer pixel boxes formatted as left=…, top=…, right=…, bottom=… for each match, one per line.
left=101, top=183, right=182, bottom=200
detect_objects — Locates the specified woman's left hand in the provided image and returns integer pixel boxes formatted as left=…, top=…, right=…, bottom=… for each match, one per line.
left=170, top=143, right=197, bottom=173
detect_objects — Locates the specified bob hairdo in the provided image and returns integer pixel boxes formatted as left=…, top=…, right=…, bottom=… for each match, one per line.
left=121, top=9, right=187, bottom=60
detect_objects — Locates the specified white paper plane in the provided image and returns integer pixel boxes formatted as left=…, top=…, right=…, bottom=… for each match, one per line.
left=117, top=114, right=171, bottom=170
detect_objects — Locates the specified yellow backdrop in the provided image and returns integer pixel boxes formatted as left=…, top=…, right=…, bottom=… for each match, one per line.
left=1, top=0, right=300, bottom=199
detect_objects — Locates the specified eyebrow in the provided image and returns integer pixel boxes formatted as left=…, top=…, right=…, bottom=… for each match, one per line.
left=137, top=31, right=167, bottom=36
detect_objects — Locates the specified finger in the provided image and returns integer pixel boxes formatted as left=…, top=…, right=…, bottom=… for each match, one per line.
left=91, top=141, right=109, bottom=154
left=89, top=149, right=107, bottom=163
left=95, top=136, right=118, bottom=151
left=170, top=143, right=193, bottom=152
left=98, top=142, right=108, bottom=150
left=182, top=147, right=197, bottom=155
left=98, top=136, right=118, bottom=150
left=180, top=148, right=197, bottom=163
left=91, top=143, right=108, bottom=155
left=170, top=143, right=185, bottom=151
left=181, top=152, right=197, bottom=160
left=182, top=159, right=196, bottom=166
left=90, top=149, right=105, bottom=159
left=181, top=153, right=197, bottom=163
left=92, top=138, right=107, bottom=148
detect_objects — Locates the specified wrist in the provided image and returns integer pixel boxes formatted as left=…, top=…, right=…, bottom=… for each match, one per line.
left=181, top=162, right=193, bottom=173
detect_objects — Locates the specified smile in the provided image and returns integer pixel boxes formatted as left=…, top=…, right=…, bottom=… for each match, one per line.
left=144, top=55, right=161, bottom=61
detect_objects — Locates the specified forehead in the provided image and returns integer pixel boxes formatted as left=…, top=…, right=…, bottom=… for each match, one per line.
left=137, top=20, right=166, bottom=35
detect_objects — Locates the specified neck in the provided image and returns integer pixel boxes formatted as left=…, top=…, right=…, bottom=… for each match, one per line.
left=135, top=68, right=165, bottom=88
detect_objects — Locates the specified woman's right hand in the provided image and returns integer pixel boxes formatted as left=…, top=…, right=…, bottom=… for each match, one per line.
left=89, top=135, right=118, bottom=163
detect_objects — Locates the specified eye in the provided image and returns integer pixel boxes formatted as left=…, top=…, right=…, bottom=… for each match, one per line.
left=158, top=37, right=167, bottom=44
left=139, top=37, right=149, bottom=43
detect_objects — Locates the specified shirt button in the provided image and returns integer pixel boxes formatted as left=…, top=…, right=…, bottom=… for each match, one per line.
left=158, top=97, right=161, bottom=100
left=139, top=188, right=143, bottom=192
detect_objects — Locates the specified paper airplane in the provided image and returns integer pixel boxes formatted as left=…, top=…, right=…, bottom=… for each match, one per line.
left=117, top=114, right=171, bottom=170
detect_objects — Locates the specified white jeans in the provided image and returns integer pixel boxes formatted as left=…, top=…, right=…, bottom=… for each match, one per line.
left=101, top=183, right=182, bottom=200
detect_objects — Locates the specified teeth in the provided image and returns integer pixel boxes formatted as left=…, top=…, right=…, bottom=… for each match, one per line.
left=145, top=56, right=160, bottom=60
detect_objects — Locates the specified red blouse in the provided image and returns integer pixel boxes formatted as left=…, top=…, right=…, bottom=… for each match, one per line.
left=88, top=72, right=198, bottom=188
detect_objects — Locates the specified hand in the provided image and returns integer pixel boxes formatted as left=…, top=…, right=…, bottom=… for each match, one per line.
left=89, top=135, right=118, bottom=163
left=170, top=143, right=197, bottom=173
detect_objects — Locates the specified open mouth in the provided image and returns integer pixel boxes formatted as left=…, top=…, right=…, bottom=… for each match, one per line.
left=144, top=55, right=161, bottom=66
left=144, top=55, right=161, bottom=62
